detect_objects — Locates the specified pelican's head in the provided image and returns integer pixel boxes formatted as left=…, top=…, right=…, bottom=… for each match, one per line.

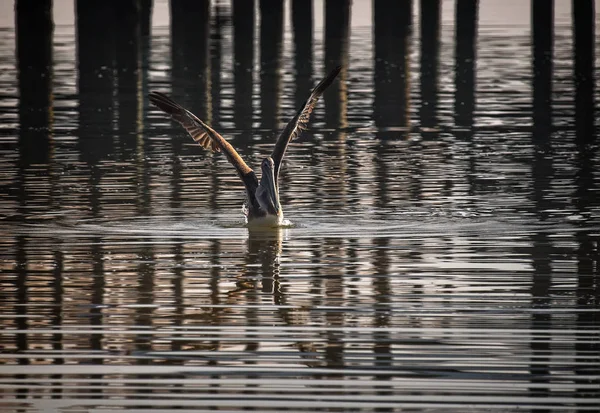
left=255, top=157, right=282, bottom=218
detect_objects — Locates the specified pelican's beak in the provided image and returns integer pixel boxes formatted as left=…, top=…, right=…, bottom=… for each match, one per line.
left=260, top=158, right=281, bottom=216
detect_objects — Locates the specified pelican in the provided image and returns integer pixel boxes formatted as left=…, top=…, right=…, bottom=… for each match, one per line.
left=149, top=66, right=341, bottom=227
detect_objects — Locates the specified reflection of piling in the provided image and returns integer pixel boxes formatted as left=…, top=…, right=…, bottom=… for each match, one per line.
left=528, top=228, right=552, bottom=397
left=373, top=0, right=411, bottom=136
left=170, top=1, right=210, bottom=211
left=170, top=0, right=210, bottom=116
left=573, top=145, right=599, bottom=397
left=16, top=0, right=53, bottom=165
left=76, top=1, right=116, bottom=163
left=454, top=0, right=478, bottom=128
left=233, top=0, right=255, bottom=132
left=242, top=239, right=260, bottom=358
left=323, top=240, right=345, bottom=370
left=292, top=0, right=313, bottom=109
left=135, top=246, right=155, bottom=369
left=211, top=4, right=226, bottom=128
left=115, top=0, right=143, bottom=158
left=260, top=0, right=284, bottom=130
left=89, top=240, right=105, bottom=398
left=51, top=249, right=65, bottom=397
left=15, top=9, right=53, bottom=352
left=529, top=16, right=554, bottom=384
left=373, top=0, right=413, bottom=206
left=140, top=0, right=152, bottom=39
left=324, top=0, right=350, bottom=129
left=572, top=0, right=599, bottom=384
left=532, top=0, right=553, bottom=148
left=15, top=236, right=29, bottom=399
left=419, top=0, right=440, bottom=128
left=171, top=242, right=184, bottom=355
left=137, top=1, right=152, bottom=212
left=574, top=232, right=600, bottom=400
left=140, top=0, right=152, bottom=125
left=372, top=238, right=392, bottom=393
left=209, top=240, right=222, bottom=358
left=573, top=0, right=596, bottom=146
left=209, top=6, right=227, bottom=211
left=76, top=2, right=115, bottom=217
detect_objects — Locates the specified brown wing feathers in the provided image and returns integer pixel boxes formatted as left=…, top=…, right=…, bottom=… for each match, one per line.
left=292, top=65, right=342, bottom=141
left=149, top=91, right=254, bottom=177
left=148, top=92, right=220, bottom=153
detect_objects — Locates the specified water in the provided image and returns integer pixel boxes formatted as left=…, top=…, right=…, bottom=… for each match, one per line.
left=1, top=0, right=599, bottom=411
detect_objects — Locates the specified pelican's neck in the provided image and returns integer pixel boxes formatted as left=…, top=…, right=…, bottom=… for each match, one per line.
left=256, top=158, right=281, bottom=217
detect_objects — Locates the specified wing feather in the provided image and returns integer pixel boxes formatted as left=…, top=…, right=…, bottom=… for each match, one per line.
left=149, top=91, right=255, bottom=182
left=270, top=66, right=342, bottom=181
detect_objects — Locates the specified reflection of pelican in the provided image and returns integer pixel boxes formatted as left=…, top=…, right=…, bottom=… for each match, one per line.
left=149, top=67, right=341, bottom=226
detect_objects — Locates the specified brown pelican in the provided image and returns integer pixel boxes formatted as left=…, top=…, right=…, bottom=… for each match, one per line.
left=149, top=66, right=341, bottom=227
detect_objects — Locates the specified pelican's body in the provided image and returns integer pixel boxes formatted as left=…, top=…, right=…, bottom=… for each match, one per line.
left=149, top=66, right=341, bottom=227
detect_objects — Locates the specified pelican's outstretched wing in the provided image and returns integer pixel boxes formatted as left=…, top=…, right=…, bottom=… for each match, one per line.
left=149, top=92, right=256, bottom=188
left=270, top=66, right=342, bottom=181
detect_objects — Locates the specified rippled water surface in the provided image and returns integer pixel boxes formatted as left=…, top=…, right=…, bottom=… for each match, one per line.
left=1, top=0, right=599, bottom=411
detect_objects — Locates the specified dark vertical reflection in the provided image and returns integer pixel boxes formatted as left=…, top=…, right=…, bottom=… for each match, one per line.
left=89, top=241, right=105, bottom=399
left=139, top=0, right=152, bottom=214
left=140, top=0, right=152, bottom=39
left=458, top=130, right=476, bottom=201
left=209, top=240, right=221, bottom=344
left=115, top=0, right=143, bottom=159
left=170, top=0, right=211, bottom=115
left=15, top=1, right=53, bottom=396
left=323, top=240, right=345, bottom=371
left=239, top=239, right=261, bottom=399
left=372, top=237, right=393, bottom=412
left=76, top=5, right=112, bottom=386
left=137, top=115, right=152, bottom=215
left=529, top=229, right=553, bottom=404
left=453, top=1, right=478, bottom=196
left=529, top=5, right=554, bottom=396
left=246, top=231, right=282, bottom=295
left=202, top=240, right=220, bottom=402
left=76, top=1, right=116, bottom=163
left=419, top=0, right=440, bottom=129
left=373, top=0, right=412, bottom=137
left=170, top=0, right=210, bottom=213
left=324, top=0, right=350, bottom=129
left=258, top=231, right=289, bottom=327
left=322, top=0, right=351, bottom=207
left=372, top=2, right=411, bottom=209
left=211, top=3, right=226, bottom=128
left=170, top=242, right=184, bottom=360
left=573, top=120, right=599, bottom=400
left=16, top=0, right=53, bottom=165
left=374, top=143, right=391, bottom=208
left=233, top=0, right=255, bottom=133
left=532, top=0, right=553, bottom=148
left=135, top=245, right=155, bottom=377
left=572, top=3, right=598, bottom=393
left=529, top=162, right=553, bottom=403
left=454, top=0, right=478, bottom=128
left=292, top=0, right=313, bottom=109
left=260, top=0, right=284, bottom=130
left=407, top=141, right=423, bottom=204
left=572, top=0, right=595, bottom=146
left=15, top=236, right=28, bottom=399
left=51, top=248, right=64, bottom=399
